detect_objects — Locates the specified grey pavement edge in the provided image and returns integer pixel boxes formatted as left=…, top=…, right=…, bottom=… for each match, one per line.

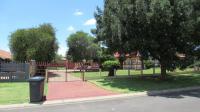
left=1, top=89, right=200, bottom=112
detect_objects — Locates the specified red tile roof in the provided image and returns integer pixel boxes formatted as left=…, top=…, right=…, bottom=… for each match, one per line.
left=0, top=50, right=12, bottom=60
left=114, top=51, right=140, bottom=58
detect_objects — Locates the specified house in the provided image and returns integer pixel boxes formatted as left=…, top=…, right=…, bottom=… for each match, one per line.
left=0, top=50, right=12, bottom=62
left=114, top=51, right=142, bottom=70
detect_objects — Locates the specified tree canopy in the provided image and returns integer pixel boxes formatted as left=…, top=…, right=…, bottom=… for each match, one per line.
left=94, top=0, right=200, bottom=79
left=9, top=23, right=58, bottom=62
left=67, top=31, right=102, bottom=62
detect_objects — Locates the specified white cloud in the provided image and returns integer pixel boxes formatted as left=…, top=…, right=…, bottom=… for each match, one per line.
left=67, top=26, right=75, bottom=32
left=83, top=18, right=96, bottom=26
left=74, top=10, right=84, bottom=16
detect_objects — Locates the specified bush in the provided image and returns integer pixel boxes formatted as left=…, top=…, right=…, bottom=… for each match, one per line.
left=144, top=60, right=154, bottom=69
left=99, top=55, right=116, bottom=64
left=102, top=60, right=120, bottom=70
left=189, top=61, right=200, bottom=68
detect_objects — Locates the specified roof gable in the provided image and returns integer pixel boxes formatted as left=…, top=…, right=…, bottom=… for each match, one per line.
left=0, top=50, right=12, bottom=59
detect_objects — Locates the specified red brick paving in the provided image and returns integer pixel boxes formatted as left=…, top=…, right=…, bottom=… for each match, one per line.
left=46, top=81, right=117, bottom=100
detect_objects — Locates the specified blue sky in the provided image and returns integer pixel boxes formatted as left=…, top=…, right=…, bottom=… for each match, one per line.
left=0, top=0, right=103, bottom=56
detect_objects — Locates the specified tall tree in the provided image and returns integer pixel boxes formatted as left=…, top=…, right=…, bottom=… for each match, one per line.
left=9, top=23, right=58, bottom=61
left=192, top=0, right=200, bottom=59
left=95, top=0, right=200, bottom=79
left=146, top=0, right=199, bottom=78
left=67, top=31, right=101, bottom=62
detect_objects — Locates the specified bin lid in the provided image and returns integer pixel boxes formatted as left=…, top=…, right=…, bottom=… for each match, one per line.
left=28, top=76, right=45, bottom=82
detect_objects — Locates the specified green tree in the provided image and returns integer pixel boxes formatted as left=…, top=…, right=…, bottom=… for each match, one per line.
left=9, top=23, right=58, bottom=61
left=94, top=4, right=130, bottom=67
left=102, top=60, right=120, bottom=76
left=145, top=0, right=195, bottom=78
left=67, top=31, right=101, bottom=62
left=95, top=0, right=200, bottom=79
left=54, top=54, right=64, bottom=62
left=192, top=0, right=200, bottom=59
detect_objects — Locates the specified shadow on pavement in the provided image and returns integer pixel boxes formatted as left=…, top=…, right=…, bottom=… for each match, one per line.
left=48, top=72, right=62, bottom=78
left=148, top=89, right=200, bottom=99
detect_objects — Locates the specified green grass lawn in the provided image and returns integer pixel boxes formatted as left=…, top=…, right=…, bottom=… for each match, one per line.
left=0, top=82, right=29, bottom=105
left=0, top=68, right=198, bottom=104
left=90, top=70, right=200, bottom=93
left=72, top=68, right=194, bottom=79
left=72, top=68, right=161, bottom=80
left=0, top=82, right=48, bottom=105
left=72, top=68, right=200, bottom=93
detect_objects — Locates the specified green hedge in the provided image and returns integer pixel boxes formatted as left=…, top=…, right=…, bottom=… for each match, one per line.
left=102, top=60, right=120, bottom=70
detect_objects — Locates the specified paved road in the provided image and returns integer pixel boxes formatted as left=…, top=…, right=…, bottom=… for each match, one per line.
left=1, top=89, right=200, bottom=112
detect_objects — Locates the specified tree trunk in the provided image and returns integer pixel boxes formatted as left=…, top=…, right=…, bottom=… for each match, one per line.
left=118, top=52, right=125, bottom=69
left=160, top=64, right=167, bottom=80
left=108, top=67, right=115, bottom=77
left=119, top=60, right=124, bottom=69
left=141, top=57, right=144, bottom=76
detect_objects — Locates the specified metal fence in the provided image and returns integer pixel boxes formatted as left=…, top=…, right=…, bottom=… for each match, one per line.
left=0, top=62, right=30, bottom=82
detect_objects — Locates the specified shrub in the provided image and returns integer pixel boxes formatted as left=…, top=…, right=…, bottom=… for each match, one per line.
left=102, top=60, right=120, bottom=70
left=99, top=55, right=116, bottom=64
left=144, top=60, right=154, bottom=69
left=189, top=61, right=200, bottom=68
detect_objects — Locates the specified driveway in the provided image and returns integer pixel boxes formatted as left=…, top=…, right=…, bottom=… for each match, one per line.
left=1, top=89, right=200, bottom=112
left=46, top=70, right=116, bottom=100
left=47, top=81, right=116, bottom=100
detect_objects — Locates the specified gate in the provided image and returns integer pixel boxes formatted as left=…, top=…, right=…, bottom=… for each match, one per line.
left=35, top=61, right=82, bottom=82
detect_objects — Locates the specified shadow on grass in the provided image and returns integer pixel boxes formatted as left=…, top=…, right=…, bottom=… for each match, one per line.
left=148, top=71, right=200, bottom=99
left=93, top=71, right=200, bottom=99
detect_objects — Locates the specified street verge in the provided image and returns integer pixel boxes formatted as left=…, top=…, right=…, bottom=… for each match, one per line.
left=0, top=86, right=200, bottom=109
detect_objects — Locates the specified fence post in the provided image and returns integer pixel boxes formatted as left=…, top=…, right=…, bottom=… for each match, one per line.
left=65, top=67, right=68, bottom=82
left=141, top=68, right=143, bottom=76
left=9, top=72, right=12, bottom=82
left=82, top=70, right=85, bottom=81
left=153, top=61, right=156, bottom=75
left=29, top=60, right=36, bottom=77
left=45, top=69, right=48, bottom=83
left=114, top=69, right=116, bottom=76
left=99, top=68, right=102, bottom=77
left=25, top=63, right=30, bottom=79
